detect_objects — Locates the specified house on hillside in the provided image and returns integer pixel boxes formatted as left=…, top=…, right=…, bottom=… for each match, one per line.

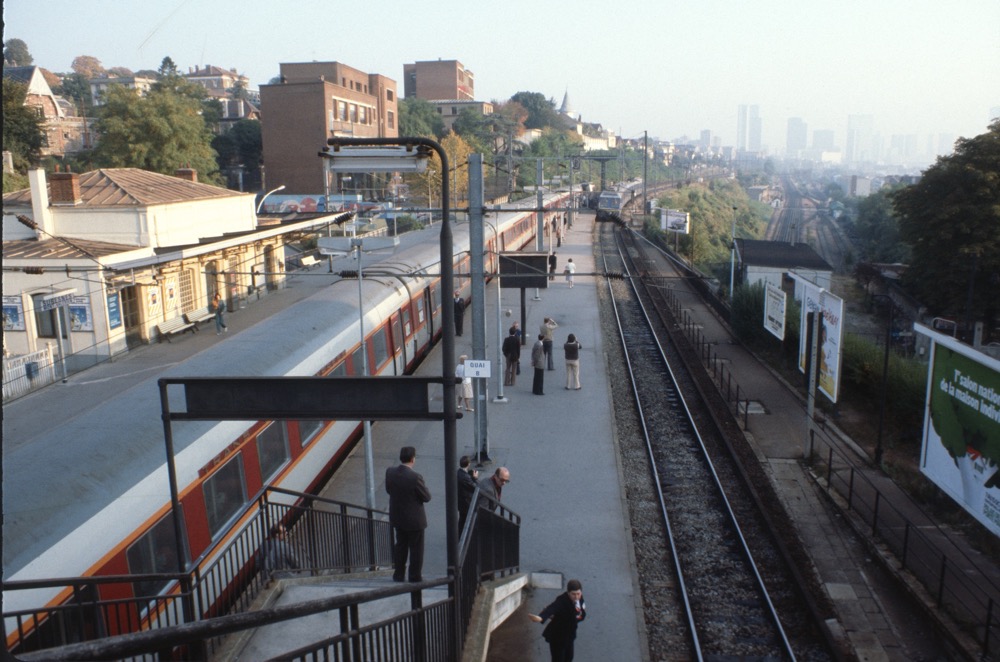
left=3, top=66, right=94, bottom=157
left=2, top=168, right=347, bottom=378
left=734, top=238, right=833, bottom=297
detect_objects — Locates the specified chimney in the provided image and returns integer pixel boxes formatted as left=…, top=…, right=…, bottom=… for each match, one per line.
left=175, top=168, right=198, bottom=183
left=27, top=169, right=56, bottom=238
left=49, top=172, right=82, bottom=205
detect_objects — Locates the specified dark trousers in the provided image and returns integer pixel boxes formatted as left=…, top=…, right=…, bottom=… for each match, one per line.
left=543, top=339, right=554, bottom=370
left=533, top=367, right=545, bottom=395
left=504, top=356, right=518, bottom=385
left=548, top=638, right=575, bottom=662
left=455, top=315, right=464, bottom=336
left=392, top=528, right=424, bottom=581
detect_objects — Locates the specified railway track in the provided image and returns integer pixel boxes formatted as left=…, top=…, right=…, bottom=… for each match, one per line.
left=596, top=219, right=832, bottom=660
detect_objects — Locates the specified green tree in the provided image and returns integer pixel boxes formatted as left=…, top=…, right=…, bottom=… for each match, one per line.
left=2, top=78, right=45, bottom=172
left=853, top=186, right=908, bottom=263
left=54, top=73, right=94, bottom=114
left=71, top=55, right=105, bottom=78
left=398, top=98, right=445, bottom=138
left=4, top=38, right=33, bottom=66
left=90, top=84, right=221, bottom=183
left=107, top=66, right=135, bottom=78
left=213, top=119, right=262, bottom=170
left=893, top=120, right=1000, bottom=323
left=509, top=92, right=560, bottom=130
left=158, top=56, right=179, bottom=77
left=451, top=107, right=492, bottom=152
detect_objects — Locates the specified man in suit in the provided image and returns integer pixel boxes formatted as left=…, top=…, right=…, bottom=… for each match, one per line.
left=453, top=290, right=466, bottom=336
left=385, top=446, right=432, bottom=582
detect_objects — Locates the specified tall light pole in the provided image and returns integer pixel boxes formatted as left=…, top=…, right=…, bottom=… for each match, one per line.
left=256, top=184, right=286, bottom=214
left=728, top=206, right=738, bottom=304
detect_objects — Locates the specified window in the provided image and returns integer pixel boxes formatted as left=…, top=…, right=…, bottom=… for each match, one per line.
left=338, top=101, right=348, bottom=122
left=298, top=420, right=324, bottom=447
left=387, top=90, right=394, bottom=101
left=401, top=305, right=412, bottom=337
left=127, top=511, right=188, bottom=598
left=203, top=458, right=247, bottom=538
left=351, top=344, right=367, bottom=375
left=372, top=327, right=389, bottom=368
left=349, top=104, right=358, bottom=123
left=256, top=422, right=289, bottom=484
left=179, top=269, right=195, bottom=312
left=31, top=294, right=68, bottom=339
left=387, top=111, right=395, bottom=129
left=392, top=316, right=403, bottom=353
left=359, top=106, right=367, bottom=124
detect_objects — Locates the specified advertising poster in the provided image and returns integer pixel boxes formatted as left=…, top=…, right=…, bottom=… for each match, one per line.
left=164, top=278, right=179, bottom=314
left=763, top=281, right=786, bottom=341
left=3, top=296, right=25, bottom=331
left=148, top=286, right=162, bottom=318
left=662, top=209, right=690, bottom=234
left=107, top=292, right=122, bottom=329
left=68, top=295, right=94, bottom=332
left=917, top=324, right=1000, bottom=537
left=797, top=281, right=844, bottom=403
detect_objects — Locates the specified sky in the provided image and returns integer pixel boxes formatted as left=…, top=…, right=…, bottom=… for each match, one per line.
left=5, top=0, right=999, bottom=155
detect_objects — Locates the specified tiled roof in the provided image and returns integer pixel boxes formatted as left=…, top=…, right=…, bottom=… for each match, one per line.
left=3, top=66, right=36, bottom=84
left=2, top=237, right=137, bottom=261
left=737, top=239, right=832, bottom=271
left=2, top=168, right=245, bottom=208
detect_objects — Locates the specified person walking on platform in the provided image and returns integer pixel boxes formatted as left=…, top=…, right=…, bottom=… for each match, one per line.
left=212, top=292, right=228, bottom=334
left=477, top=467, right=510, bottom=512
left=503, top=326, right=521, bottom=386
left=548, top=252, right=557, bottom=281
left=457, top=455, right=478, bottom=529
left=529, top=579, right=587, bottom=662
left=531, top=334, right=546, bottom=395
left=564, top=258, right=576, bottom=288
left=540, top=317, right=558, bottom=370
left=564, top=334, right=582, bottom=390
left=453, top=291, right=466, bottom=336
left=385, top=446, right=431, bottom=582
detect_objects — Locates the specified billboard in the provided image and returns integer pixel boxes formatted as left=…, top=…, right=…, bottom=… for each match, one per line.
left=662, top=209, right=690, bottom=234
left=917, top=325, right=1000, bottom=537
left=763, top=281, right=786, bottom=340
left=796, top=280, right=844, bottom=403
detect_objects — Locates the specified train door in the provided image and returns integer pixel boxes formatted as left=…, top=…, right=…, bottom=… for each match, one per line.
left=389, top=312, right=406, bottom=375
left=119, top=285, right=144, bottom=347
left=263, top=245, right=278, bottom=291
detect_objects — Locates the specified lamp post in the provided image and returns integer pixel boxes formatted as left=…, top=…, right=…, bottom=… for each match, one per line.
left=728, top=206, right=738, bottom=304
left=256, top=184, right=286, bottom=214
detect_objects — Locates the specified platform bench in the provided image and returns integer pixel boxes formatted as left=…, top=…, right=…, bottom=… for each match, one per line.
left=184, top=305, right=214, bottom=326
left=157, top=316, right=196, bottom=342
left=300, top=255, right=320, bottom=268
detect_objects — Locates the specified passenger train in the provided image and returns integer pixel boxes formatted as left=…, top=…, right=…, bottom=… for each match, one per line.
left=3, top=192, right=570, bottom=653
left=595, top=190, right=624, bottom=222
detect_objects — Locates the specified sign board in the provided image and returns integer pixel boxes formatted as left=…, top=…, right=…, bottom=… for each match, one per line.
left=763, top=281, right=786, bottom=340
left=465, top=360, right=491, bottom=378
left=794, top=278, right=844, bottom=403
left=39, top=288, right=77, bottom=312
left=499, top=253, right=549, bottom=289
left=916, top=324, right=1000, bottom=537
left=662, top=209, right=690, bottom=234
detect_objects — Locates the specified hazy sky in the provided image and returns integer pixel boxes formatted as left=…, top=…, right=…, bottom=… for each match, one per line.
left=5, top=0, right=998, bottom=152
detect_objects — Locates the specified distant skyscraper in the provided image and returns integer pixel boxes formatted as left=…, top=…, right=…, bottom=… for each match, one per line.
left=736, top=104, right=761, bottom=152
left=700, top=129, right=712, bottom=151
left=786, top=117, right=807, bottom=156
left=846, top=114, right=875, bottom=164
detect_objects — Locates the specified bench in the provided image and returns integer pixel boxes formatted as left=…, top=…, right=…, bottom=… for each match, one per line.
left=184, top=305, right=214, bottom=326
left=300, top=255, right=320, bottom=269
left=157, top=316, right=196, bottom=342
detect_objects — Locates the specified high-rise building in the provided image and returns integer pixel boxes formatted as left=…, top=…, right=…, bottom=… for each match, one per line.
left=737, top=104, right=761, bottom=152
left=846, top=114, right=875, bottom=164
left=786, top=117, right=808, bottom=157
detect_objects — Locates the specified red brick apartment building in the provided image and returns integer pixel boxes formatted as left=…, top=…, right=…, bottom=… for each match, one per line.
left=259, top=62, right=399, bottom=194
left=402, top=59, right=474, bottom=101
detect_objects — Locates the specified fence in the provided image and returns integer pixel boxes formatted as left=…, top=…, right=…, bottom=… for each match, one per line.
left=2, top=344, right=57, bottom=401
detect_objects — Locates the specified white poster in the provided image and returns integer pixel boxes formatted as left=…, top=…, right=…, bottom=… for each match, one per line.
left=797, top=281, right=844, bottom=403
left=662, top=209, right=690, bottom=234
left=917, top=325, right=1000, bottom=537
left=763, top=281, right=786, bottom=340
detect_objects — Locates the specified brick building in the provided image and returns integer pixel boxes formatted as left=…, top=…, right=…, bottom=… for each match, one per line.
left=259, top=62, right=399, bottom=194
left=402, top=59, right=474, bottom=101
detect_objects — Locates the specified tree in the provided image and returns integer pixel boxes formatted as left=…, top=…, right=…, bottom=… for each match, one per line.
left=510, top=91, right=560, bottom=130
left=72, top=55, right=106, bottom=78
left=853, top=186, right=908, bottom=263
left=4, top=38, right=33, bottom=66
left=893, top=120, right=1000, bottom=325
left=398, top=98, right=445, bottom=139
left=2, top=78, right=45, bottom=173
left=90, top=84, right=221, bottom=184
left=108, top=66, right=135, bottom=78
left=55, top=73, right=94, bottom=114
left=158, top=56, right=179, bottom=77
left=213, top=119, right=262, bottom=170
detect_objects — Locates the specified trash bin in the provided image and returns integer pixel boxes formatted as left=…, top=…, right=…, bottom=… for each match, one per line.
left=25, top=362, right=38, bottom=380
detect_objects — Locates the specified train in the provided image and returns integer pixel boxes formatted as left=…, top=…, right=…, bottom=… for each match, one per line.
left=3, top=191, right=570, bottom=653
left=595, top=190, right=624, bottom=222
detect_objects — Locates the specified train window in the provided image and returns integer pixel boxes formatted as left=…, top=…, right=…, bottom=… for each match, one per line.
left=256, top=422, right=290, bottom=484
left=372, top=327, right=389, bottom=368
left=298, top=419, right=324, bottom=447
left=127, top=511, right=189, bottom=598
left=392, top=316, right=404, bottom=352
left=203, top=458, right=247, bottom=538
left=401, top=305, right=412, bottom=336
left=351, top=344, right=366, bottom=375
left=328, top=361, right=347, bottom=377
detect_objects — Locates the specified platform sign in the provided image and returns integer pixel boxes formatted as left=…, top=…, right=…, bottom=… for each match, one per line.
left=465, top=360, right=491, bottom=378
left=763, top=281, right=786, bottom=340
left=662, top=209, right=690, bottom=234
left=39, top=288, right=77, bottom=312
left=916, top=324, right=1000, bottom=537
left=499, top=253, right=549, bottom=289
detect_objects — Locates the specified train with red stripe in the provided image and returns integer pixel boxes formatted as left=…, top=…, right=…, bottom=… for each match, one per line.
left=3, top=192, right=570, bottom=655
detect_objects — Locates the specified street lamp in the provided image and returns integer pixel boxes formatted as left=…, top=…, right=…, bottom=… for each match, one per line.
left=256, top=184, right=286, bottom=214
left=318, top=235, right=399, bottom=510
left=728, top=206, right=738, bottom=304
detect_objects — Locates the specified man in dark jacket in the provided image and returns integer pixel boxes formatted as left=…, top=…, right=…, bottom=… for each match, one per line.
left=453, top=290, right=466, bottom=336
left=502, top=327, right=521, bottom=386
left=476, top=466, right=510, bottom=512
left=457, top=455, right=478, bottom=529
left=385, top=446, right=431, bottom=582
left=529, top=579, right=587, bottom=661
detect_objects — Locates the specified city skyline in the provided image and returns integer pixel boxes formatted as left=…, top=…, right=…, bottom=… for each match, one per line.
left=5, top=0, right=998, bottom=158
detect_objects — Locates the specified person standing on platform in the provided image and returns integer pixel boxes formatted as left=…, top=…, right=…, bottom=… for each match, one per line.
left=457, top=455, right=478, bottom=529
left=564, top=334, right=582, bottom=390
left=457, top=355, right=474, bottom=411
left=529, top=579, right=587, bottom=662
left=260, top=523, right=301, bottom=580
left=453, top=291, right=466, bottom=336
left=531, top=334, right=546, bottom=395
left=510, top=321, right=523, bottom=375
left=503, top=327, right=521, bottom=386
left=212, top=292, right=228, bottom=335
left=385, top=446, right=431, bottom=582
left=564, top=258, right=576, bottom=288
left=477, top=466, right=510, bottom=512
left=548, top=252, right=557, bottom=281
left=540, top=317, right=558, bottom=370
